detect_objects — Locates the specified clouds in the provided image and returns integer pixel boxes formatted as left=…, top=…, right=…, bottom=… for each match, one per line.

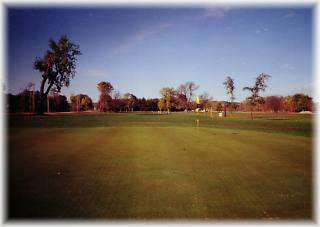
left=281, top=82, right=312, bottom=96
left=113, top=22, right=172, bottom=55
left=198, top=7, right=230, bottom=20
left=135, top=22, right=172, bottom=41
left=281, top=63, right=295, bottom=71
left=112, top=7, right=230, bottom=56
left=255, top=27, right=269, bottom=35
left=283, top=11, right=295, bottom=19
left=79, top=68, right=109, bottom=80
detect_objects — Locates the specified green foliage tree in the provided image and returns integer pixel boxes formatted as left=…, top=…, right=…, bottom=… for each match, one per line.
left=33, top=35, right=81, bottom=114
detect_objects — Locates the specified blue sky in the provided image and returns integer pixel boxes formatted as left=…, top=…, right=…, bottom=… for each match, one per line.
left=7, top=6, right=313, bottom=102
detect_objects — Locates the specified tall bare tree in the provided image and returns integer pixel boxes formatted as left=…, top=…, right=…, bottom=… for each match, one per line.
left=223, top=76, right=235, bottom=116
left=33, top=35, right=81, bottom=114
left=243, top=73, right=271, bottom=120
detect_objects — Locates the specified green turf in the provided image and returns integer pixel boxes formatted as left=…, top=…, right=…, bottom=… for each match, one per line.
left=8, top=112, right=313, bottom=219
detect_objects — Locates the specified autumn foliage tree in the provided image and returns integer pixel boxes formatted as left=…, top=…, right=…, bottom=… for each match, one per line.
left=292, top=93, right=313, bottom=112
left=265, top=96, right=282, bottom=113
left=157, top=98, right=165, bottom=112
left=70, top=94, right=93, bottom=111
left=176, top=87, right=188, bottom=110
left=243, top=73, right=271, bottom=119
left=177, top=82, right=199, bottom=110
left=159, top=87, right=175, bottom=113
left=123, top=93, right=138, bottom=112
left=33, top=35, right=81, bottom=114
left=97, top=81, right=113, bottom=112
left=199, top=92, right=211, bottom=110
left=216, top=102, right=223, bottom=112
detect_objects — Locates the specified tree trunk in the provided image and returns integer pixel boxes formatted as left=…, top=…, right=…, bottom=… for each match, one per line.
left=37, top=78, right=46, bottom=115
left=250, top=106, right=254, bottom=120
left=37, top=77, right=54, bottom=115
left=47, top=96, right=50, bottom=113
left=224, top=103, right=227, bottom=117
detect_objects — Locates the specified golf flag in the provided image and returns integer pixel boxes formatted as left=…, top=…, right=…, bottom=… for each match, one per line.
left=196, top=96, right=200, bottom=104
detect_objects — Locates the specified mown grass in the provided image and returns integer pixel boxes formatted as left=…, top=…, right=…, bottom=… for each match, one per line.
left=9, top=111, right=312, bottom=136
left=8, top=112, right=313, bottom=220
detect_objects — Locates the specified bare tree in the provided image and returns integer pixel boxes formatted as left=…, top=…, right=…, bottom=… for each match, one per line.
left=243, top=73, right=271, bottom=120
left=223, top=76, right=235, bottom=116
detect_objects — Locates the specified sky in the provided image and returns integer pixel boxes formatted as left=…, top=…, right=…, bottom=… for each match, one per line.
left=7, top=6, right=313, bottom=102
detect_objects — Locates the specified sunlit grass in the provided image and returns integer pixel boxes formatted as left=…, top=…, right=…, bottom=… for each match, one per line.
left=8, top=112, right=313, bottom=219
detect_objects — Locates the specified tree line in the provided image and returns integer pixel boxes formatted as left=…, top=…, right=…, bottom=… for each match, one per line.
left=5, top=35, right=314, bottom=115
left=6, top=80, right=313, bottom=115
